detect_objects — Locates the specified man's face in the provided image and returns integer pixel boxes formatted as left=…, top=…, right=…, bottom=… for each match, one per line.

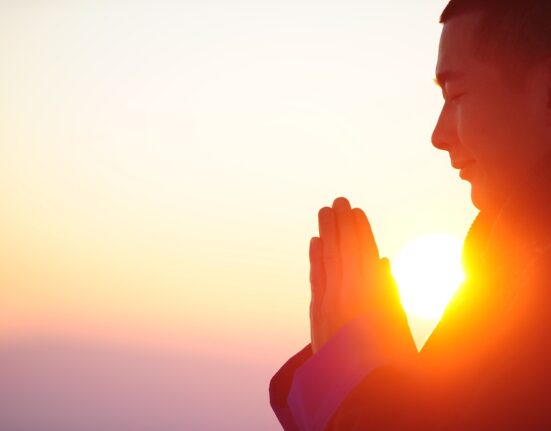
left=432, top=12, right=551, bottom=214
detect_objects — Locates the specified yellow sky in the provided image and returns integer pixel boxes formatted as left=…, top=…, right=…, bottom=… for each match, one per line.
left=0, top=1, right=476, bottom=428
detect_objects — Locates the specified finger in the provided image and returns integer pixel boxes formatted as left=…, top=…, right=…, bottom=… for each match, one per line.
left=352, top=207, right=380, bottom=263
left=332, top=196, right=351, bottom=211
left=333, top=198, right=362, bottom=290
left=309, top=237, right=325, bottom=349
left=379, top=257, right=401, bottom=305
left=318, top=206, right=341, bottom=298
left=309, top=236, right=325, bottom=300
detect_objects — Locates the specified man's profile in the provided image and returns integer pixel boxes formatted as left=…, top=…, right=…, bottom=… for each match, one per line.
left=270, top=1, right=551, bottom=429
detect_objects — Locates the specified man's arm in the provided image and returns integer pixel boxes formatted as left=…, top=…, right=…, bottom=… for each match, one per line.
left=270, top=317, right=416, bottom=431
left=270, top=345, right=313, bottom=431
left=326, top=362, right=426, bottom=431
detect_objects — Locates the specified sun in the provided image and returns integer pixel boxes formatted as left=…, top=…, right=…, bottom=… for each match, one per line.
left=392, top=234, right=464, bottom=321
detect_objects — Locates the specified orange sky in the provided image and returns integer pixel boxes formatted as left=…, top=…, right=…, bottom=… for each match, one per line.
left=0, top=1, right=475, bottom=429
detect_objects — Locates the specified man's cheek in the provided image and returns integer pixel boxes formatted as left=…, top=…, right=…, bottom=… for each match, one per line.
left=458, top=111, right=491, bottom=154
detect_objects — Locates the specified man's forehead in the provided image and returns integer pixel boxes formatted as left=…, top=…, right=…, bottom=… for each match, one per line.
left=435, top=12, right=483, bottom=86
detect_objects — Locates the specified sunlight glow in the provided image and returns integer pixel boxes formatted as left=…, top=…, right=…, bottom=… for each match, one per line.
left=392, top=234, right=464, bottom=320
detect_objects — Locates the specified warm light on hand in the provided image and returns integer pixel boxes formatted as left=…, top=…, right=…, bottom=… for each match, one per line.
left=392, top=234, right=464, bottom=321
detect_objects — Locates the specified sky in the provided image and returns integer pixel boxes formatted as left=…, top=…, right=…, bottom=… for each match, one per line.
left=0, top=1, right=476, bottom=430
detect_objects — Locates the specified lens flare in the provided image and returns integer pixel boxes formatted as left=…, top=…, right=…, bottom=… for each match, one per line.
left=392, top=234, right=464, bottom=320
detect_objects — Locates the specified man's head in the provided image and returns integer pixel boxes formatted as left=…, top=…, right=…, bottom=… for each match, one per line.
left=432, top=1, right=551, bottom=214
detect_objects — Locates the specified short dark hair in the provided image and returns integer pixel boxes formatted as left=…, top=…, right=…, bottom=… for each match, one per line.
left=440, top=0, right=551, bottom=66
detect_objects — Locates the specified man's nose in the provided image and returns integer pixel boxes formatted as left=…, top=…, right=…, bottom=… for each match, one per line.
left=431, top=108, right=453, bottom=151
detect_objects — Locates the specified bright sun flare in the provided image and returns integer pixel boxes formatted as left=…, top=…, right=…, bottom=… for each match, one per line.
left=392, top=234, right=465, bottom=321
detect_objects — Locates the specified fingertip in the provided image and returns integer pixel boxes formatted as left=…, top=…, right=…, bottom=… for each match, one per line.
left=352, top=208, right=373, bottom=233
left=309, top=236, right=322, bottom=258
left=318, top=206, right=333, bottom=222
left=351, top=207, right=367, bottom=220
left=354, top=207, right=376, bottom=230
left=310, top=236, right=321, bottom=247
left=332, top=196, right=351, bottom=211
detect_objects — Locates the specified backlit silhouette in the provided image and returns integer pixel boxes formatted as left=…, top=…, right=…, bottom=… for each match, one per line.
left=271, top=1, right=551, bottom=429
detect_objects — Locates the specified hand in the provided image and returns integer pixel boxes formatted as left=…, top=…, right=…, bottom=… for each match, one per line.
left=309, top=197, right=411, bottom=355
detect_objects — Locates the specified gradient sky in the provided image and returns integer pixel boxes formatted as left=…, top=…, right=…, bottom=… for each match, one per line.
left=0, top=1, right=476, bottom=429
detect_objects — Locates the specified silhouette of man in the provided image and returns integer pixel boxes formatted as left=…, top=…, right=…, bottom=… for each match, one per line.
left=270, top=1, right=551, bottom=429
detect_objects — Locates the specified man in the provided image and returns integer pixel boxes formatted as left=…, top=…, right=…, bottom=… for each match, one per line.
left=270, top=1, right=551, bottom=429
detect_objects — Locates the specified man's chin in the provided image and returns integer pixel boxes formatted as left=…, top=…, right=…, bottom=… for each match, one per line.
left=470, top=184, right=485, bottom=212
left=470, top=183, right=503, bottom=215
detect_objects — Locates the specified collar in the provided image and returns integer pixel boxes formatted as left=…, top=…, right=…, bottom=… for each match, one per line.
left=463, top=152, right=551, bottom=287
left=422, top=153, right=551, bottom=367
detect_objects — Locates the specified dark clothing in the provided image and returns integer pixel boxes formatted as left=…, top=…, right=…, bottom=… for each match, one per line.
left=271, top=156, right=551, bottom=430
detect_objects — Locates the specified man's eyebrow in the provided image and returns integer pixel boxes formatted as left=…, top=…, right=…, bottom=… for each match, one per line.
left=433, top=70, right=465, bottom=88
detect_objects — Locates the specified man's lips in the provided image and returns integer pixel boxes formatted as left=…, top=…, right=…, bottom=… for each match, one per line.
left=451, top=159, right=476, bottom=170
left=452, top=159, right=476, bottom=179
